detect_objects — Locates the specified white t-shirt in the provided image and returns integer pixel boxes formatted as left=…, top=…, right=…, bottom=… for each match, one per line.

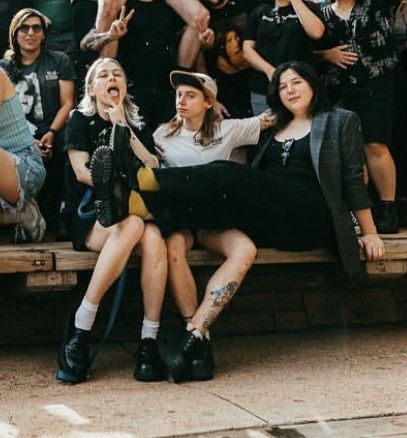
left=154, top=117, right=261, bottom=168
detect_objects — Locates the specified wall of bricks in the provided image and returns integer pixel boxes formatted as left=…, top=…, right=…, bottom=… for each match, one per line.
left=0, top=264, right=406, bottom=345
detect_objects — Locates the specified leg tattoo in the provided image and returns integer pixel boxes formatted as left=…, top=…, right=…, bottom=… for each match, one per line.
left=209, top=281, right=239, bottom=307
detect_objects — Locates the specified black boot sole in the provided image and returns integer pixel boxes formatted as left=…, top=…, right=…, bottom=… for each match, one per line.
left=90, top=145, right=116, bottom=227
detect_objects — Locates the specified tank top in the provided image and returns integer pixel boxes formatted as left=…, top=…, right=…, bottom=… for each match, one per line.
left=0, top=94, right=34, bottom=154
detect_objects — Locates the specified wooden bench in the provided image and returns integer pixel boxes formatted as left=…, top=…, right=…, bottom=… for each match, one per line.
left=1, top=229, right=406, bottom=292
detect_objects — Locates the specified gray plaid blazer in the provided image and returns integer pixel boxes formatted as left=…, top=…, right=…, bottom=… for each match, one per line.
left=252, top=107, right=371, bottom=277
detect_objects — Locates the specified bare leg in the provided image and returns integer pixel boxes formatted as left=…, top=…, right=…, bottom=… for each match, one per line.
left=135, top=223, right=167, bottom=322
left=0, top=149, right=19, bottom=205
left=83, top=215, right=144, bottom=304
left=166, top=230, right=197, bottom=319
left=365, top=142, right=396, bottom=201
left=191, top=229, right=257, bottom=335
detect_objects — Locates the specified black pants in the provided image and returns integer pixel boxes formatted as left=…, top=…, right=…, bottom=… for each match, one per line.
left=143, top=161, right=336, bottom=251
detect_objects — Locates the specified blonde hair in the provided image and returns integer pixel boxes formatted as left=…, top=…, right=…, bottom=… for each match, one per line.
left=78, top=58, right=144, bottom=130
left=164, top=94, right=221, bottom=147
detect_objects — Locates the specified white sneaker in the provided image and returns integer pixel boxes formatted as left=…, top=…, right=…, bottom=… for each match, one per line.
left=17, top=200, right=46, bottom=243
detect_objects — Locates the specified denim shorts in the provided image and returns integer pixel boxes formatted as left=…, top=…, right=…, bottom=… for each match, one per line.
left=0, top=145, right=46, bottom=211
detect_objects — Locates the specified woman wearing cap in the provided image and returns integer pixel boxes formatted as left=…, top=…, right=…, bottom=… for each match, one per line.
left=90, top=61, right=384, bottom=382
left=152, top=70, right=273, bottom=382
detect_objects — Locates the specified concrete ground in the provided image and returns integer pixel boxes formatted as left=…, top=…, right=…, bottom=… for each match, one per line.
left=1, top=325, right=407, bottom=438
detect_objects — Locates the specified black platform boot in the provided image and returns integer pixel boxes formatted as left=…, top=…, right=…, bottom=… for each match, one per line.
left=56, top=324, right=91, bottom=384
left=134, top=338, right=167, bottom=382
left=168, top=331, right=215, bottom=383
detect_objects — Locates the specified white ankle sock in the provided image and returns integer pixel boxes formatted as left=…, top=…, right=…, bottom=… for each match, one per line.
left=75, top=297, right=99, bottom=331
left=141, top=317, right=160, bottom=340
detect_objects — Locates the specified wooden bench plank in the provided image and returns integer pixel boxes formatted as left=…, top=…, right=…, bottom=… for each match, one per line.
left=0, top=251, right=53, bottom=274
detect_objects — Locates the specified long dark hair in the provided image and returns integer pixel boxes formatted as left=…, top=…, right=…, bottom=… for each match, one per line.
left=4, top=8, right=50, bottom=82
left=267, top=61, right=332, bottom=131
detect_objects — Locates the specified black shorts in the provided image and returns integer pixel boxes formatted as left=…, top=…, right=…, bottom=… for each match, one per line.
left=328, top=72, right=395, bottom=145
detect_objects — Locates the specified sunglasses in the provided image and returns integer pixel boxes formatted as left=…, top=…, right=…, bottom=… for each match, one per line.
left=18, top=24, right=43, bottom=34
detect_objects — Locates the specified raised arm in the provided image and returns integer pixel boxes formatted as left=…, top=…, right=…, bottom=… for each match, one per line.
left=81, top=6, right=134, bottom=55
left=289, top=0, right=324, bottom=40
left=243, top=40, right=275, bottom=81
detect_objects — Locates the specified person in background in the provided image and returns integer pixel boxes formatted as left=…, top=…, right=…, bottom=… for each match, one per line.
left=0, top=8, right=76, bottom=237
left=57, top=57, right=167, bottom=384
left=316, top=0, right=403, bottom=233
left=243, top=0, right=324, bottom=115
left=0, top=67, right=46, bottom=242
left=80, top=0, right=209, bottom=132
left=392, top=1, right=407, bottom=226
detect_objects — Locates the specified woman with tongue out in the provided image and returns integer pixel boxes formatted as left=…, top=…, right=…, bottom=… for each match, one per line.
left=57, top=57, right=167, bottom=384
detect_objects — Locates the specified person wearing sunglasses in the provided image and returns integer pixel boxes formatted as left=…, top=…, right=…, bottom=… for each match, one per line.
left=0, top=8, right=77, bottom=238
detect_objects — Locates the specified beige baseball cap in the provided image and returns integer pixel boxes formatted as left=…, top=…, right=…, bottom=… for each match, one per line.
left=170, top=70, right=218, bottom=99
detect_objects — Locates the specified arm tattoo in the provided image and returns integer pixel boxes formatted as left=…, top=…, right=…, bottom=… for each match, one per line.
left=209, top=281, right=239, bottom=307
left=80, top=28, right=113, bottom=52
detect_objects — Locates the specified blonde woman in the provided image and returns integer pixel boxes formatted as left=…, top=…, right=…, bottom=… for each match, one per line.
left=57, top=58, right=167, bottom=384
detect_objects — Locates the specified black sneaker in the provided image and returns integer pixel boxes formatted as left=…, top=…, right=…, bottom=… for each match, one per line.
left=134, top=338, right=167, bottom=382
left=56, top=323, right=91, bottom=384
left=90, top=145, right=130, bottom=227
left=167, top=332, right=215, bottom=383
left=374, top=201, right=399, bottom=234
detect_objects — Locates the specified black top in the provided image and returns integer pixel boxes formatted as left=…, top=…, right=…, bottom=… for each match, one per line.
left=244, top=1, right=322, bottom=94
left=118, top=0, right=184, bottom=90
left=317, top=0, right=399, bottom=86
left=261, top=133, right=321, bottom=189
left=64, top=109, right=154, bottom=249
left=0, top=50, right=77, bottom=137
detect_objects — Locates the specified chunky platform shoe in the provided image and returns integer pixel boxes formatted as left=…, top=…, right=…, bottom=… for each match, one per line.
left=134, top=338, right=167, bottom=382
left=56, top=323, right=91, bottom=384
left=167, top=331, right=215, bottom=383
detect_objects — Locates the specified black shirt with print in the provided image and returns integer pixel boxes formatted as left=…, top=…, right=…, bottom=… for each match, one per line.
left=317, top=0, right=399, bottom=87
left=244, top=1, right=323, bottom=95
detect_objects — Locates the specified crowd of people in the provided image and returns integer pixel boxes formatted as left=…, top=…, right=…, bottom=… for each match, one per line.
left=0, top=0, right=406, bottom=384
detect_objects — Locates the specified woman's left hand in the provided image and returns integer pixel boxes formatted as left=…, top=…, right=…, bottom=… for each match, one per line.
left=358, top=234, right=385, bottom=261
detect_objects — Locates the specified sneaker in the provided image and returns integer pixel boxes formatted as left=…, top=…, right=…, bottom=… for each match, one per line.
left=56, top=319, right=91, bottom=384
left=167, top=331, right=215, bottom=383
left=16, top=199, right=46, bottom=243
left=374, top=201, right=399, bottom=234
left=134, top=338, right=167, bottom=382
left=90, top=145, right=130, bottom=227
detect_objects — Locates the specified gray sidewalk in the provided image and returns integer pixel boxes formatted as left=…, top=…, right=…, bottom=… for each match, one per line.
left=1, top=325, right=407, bottom=438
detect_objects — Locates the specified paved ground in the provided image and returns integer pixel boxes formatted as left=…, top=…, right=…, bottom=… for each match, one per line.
left=1, top=325, right=407, bottom=438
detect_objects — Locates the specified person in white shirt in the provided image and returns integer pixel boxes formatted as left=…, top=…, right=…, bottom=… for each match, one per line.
left=153, top=70, right=273, bottom=382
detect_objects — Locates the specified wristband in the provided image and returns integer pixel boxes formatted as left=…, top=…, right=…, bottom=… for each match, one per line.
left=48, top=128, right=57, bottom=135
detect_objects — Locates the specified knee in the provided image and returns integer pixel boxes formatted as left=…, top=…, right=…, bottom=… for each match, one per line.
left=238, top=239, right=257, bottom=265
left=139, top=226, right=167, bottom=261
left=169, top=0, right=208, bottom=25
left=109, top=215, right=144, bottom=248
left=166, top=233, right=189, bottom=264
left=365, top=142, right=391, bottom=158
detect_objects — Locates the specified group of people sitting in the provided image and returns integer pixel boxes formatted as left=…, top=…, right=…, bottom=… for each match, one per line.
left=0, top=0, right=405, bottom=384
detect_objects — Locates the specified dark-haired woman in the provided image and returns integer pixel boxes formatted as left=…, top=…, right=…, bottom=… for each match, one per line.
left=316, top=0, right=403, bottom=233
left=0, top=8, right=76, bottom=235
left=91, top=61, right=385, bottom=379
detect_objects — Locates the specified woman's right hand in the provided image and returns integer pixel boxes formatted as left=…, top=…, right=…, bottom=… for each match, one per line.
left=358, top=234, right=385, bottom=261
left=323, top=45, right=359, bottom=69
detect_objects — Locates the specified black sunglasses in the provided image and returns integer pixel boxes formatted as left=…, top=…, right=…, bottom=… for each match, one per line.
left=18, top=24, right=43, bottom=34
